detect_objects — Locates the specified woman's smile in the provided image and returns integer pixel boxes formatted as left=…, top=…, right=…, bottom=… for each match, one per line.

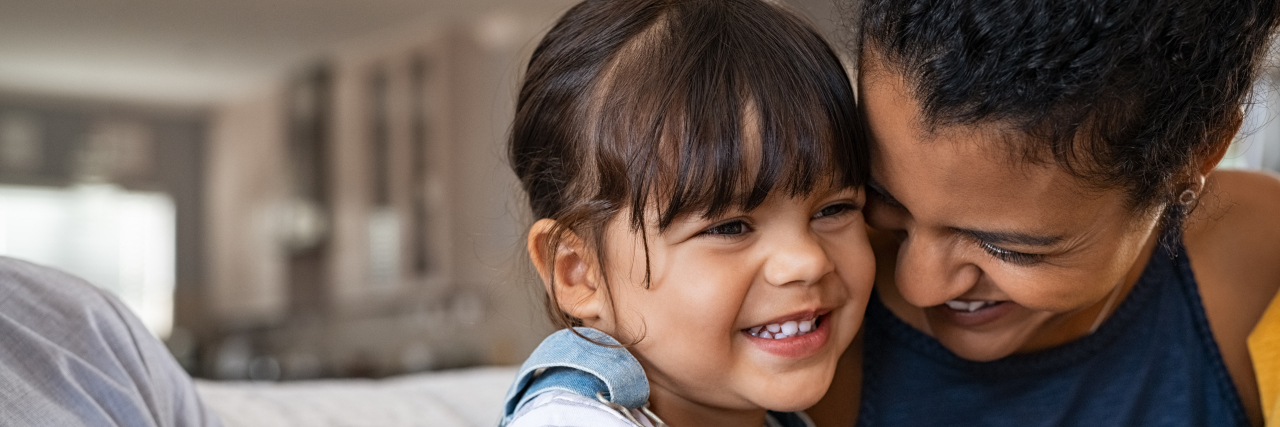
left=932, top=300, right=1014, bottom=328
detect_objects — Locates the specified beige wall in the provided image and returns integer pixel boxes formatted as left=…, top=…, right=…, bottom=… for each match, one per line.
left=202, top=7, right=567, bottom=379
left=206, top=84, right=290, bottom=327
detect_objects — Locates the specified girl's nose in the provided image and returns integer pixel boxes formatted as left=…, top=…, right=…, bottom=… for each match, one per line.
left=763, top=231, right=834, bottom=287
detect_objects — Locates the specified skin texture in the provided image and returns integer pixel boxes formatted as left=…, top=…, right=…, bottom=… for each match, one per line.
left=529, top=187, right=875, bottom=427
left=809, top=61, right=1280, bottom=427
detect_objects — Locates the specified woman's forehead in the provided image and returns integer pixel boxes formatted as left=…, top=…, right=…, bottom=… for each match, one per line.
left=869, top=136, right=1130, bottom=244
left=859, top=65, right=1134, bottom=232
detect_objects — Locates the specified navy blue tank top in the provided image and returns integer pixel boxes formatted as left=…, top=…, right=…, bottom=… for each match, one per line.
left=857, top=237, right=1249, bottom=426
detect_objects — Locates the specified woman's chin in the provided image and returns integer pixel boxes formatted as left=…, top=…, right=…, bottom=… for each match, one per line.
left=931, top=327, right=1027, bottom=362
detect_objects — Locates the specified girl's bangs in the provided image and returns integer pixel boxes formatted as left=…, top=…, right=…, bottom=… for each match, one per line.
left=586, top=4, right=864, bottom=231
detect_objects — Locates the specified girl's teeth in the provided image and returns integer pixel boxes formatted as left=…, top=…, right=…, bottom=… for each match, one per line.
left=780, top=321, right=798, bottom=336
left=747, top=318, right=820, bottom=339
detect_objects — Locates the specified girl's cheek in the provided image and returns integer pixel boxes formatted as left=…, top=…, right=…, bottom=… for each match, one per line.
left=825, top=237, right=875, bottom=297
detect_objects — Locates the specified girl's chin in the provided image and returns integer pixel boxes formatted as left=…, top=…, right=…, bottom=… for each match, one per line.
left=749, top=374, right=833, bottom=412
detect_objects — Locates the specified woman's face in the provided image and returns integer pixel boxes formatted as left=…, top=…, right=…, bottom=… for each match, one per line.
left=858, top=66, right=1164, bottom=361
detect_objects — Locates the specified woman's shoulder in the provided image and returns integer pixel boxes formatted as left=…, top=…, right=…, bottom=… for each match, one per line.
left=1192, top=169, right=1280, bottom=234
left=507, top=390, right=655, bottom=427
left=1185, top=169, right=1280, bottom=424
left=1186, top=169, right=1280, bottom=303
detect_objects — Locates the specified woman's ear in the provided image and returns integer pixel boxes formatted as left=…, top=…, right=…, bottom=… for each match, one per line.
left=527, top=219, right=607, bottom=324
left=1199, top=109, right=1245, bottom=176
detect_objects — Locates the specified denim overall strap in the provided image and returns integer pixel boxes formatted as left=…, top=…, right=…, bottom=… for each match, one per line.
left=500, top=328, right=649, bottom=425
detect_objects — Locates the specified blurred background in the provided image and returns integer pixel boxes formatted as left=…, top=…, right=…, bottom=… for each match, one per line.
left=0, top=0, right=1276, bottom=384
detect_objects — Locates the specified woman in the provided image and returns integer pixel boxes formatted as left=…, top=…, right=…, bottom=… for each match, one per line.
left=811, top=0, right=1280, bottom=425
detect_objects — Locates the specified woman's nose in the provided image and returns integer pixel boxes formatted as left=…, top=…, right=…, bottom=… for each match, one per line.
left=893, top=230, right=980, bottom=306
left=762, top=231, right=834, bottom=287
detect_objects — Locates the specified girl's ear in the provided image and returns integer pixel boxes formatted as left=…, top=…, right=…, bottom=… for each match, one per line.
left=527, top=219, right=607, bottom=323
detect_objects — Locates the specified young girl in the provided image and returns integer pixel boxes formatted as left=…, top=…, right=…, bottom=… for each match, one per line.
left=499, top=0, right=875, bottom=426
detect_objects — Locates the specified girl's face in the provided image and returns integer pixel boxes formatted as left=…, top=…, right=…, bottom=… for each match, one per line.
left=594, top=186, right=873, bottom=421
left=858, top=65, right=1163, bottom=362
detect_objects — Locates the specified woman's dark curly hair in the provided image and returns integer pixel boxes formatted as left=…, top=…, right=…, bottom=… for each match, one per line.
left=510, top=0, right=865, bottom=331
left=855, top=0, right=1280, bottom=223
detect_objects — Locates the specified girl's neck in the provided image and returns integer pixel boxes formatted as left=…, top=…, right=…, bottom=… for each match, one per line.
left=647, top=383, right=769, bottom=427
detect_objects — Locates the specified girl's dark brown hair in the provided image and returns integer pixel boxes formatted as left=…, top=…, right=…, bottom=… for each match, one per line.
left=510, top=0, right=866, bottom=331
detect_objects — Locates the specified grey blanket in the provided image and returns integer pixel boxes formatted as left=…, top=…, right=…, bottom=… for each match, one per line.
left=0, top=256, right=220, bottom=426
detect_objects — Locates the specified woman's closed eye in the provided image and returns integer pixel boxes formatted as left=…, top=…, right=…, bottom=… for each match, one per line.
left=979, top=241, right=1045, bottom=266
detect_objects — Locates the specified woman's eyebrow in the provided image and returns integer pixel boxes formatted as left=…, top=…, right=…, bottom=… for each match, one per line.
left=868, top=177, right=1062, bottom=247
left=866, top=178, right=904, bottom=207
left=955, top=228, right=1064, bottom=247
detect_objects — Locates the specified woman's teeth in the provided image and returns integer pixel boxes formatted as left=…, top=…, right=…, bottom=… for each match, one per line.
left=944, top=300, right=998, bottom=312
left=746, top=318, right=817, bottom=339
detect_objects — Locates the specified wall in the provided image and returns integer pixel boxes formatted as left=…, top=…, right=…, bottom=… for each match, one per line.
left=200, top=6, right=569, bottom=379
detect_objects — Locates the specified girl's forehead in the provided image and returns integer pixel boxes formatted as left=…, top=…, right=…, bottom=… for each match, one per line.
left=629, top=113, right=854, bottom=226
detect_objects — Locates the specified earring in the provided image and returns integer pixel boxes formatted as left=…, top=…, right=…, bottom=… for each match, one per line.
left=1178, top=188, right=1197, bottom=206
left=1179, top=175, right=1206, bottom=206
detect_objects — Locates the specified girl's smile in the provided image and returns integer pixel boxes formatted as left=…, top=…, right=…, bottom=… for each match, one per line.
left=573, top=186, right=874, bottom=424
left=743, top=311, right=832, bottom=359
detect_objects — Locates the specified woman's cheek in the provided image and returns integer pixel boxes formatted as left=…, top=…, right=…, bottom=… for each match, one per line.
left=988, top=269, right=1102, bottom=313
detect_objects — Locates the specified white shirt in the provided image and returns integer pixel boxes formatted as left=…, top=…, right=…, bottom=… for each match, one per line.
left=507, top=390, right=658, bottom=427
left=506, top=390, right=809, bottom=427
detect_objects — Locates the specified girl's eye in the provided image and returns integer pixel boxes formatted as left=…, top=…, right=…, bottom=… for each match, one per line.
left=814, top=203, right=858, bottom=219
left=703, top=220, right=750, bottom=236
left=980, top=242, right=1045, bottom=266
